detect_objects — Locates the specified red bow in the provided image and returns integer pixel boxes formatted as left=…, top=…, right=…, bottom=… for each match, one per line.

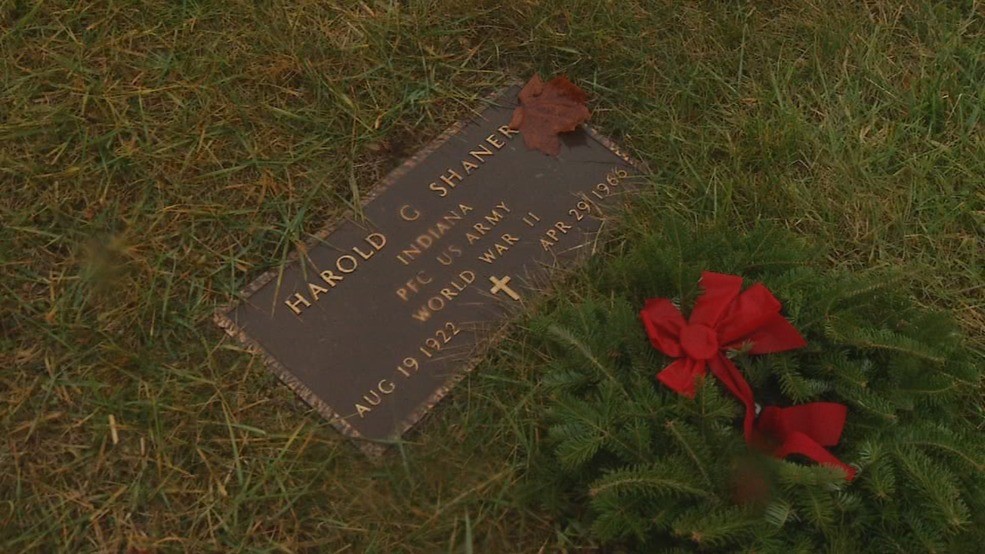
left=640, top=272, right=855, bottom=480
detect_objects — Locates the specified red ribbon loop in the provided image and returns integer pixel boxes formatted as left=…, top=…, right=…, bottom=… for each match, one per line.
left=756, top=404, right=857, bottom=480
left=640, top=272, right=854, bottom=480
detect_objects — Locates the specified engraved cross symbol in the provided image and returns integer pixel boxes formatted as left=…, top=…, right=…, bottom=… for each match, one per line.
left=489, top=275, right=521, bottom=301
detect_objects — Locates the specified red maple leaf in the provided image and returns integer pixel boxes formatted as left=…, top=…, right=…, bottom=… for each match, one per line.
left=508, top=74, right=591, bottom=156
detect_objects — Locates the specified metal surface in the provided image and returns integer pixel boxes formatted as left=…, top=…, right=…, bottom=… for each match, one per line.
left=215, top=85, right=645, bottom=455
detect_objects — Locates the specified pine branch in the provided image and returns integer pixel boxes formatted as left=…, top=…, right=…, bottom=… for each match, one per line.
left=665, top=420, right=713, bottom=486
left=794, top=487, right=836, bottom=530
left=672, top=506, right=760, bottom=548
left=763, top=499, right=795, bottom=528
left=589, top=459, right=715, bottom=500
left=546, top=323, right=630, bottom=398
left=902, top=422, right=983, bottom=461
left=894, top=446, right=970, bottom=529
left=529, top=220, right=983, bottom=551
left=825, top=317, right=945, bottom=364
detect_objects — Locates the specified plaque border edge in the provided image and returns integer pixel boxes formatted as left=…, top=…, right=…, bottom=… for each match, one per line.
left=213, top=82, right=652, bottom=458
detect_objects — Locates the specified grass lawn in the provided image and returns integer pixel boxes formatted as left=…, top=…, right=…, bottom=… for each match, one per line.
left=2, top=1, right=982, bottom=552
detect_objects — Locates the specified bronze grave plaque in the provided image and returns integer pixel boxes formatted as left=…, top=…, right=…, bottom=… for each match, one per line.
left=216, top=85, right=644, bottom=454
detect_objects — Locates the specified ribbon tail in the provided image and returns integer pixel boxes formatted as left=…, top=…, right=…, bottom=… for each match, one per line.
left=758, top=403, right=847, bottom=445
left=758, top=404, right=855, bottom=481
left=771, top=431, right=857, bottom=481
left=707, top=354, right=758, bottom=441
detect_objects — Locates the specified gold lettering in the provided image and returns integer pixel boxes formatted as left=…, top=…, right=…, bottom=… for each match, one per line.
left=320, top=270, right=343, bottom=287
left=355, top=403, right=371, bottom=417
left=436, top=244, right=462, bottom=266
left=399, top=205, right=421, bottom=221
left=378, top=379, right=396, bottom=394
left=411, top=305, right=433, bottom=322
left=283, top=231, right=386, bottom=316
left=478, top=235, right=519, bottom=263
left=363, top=390, right=381, bottom=406
left=498, top=125, right=521, bottom=138
left=397, top=271, right=432, bottom=302
left=366, top=232, right=387, bottom=250
left=350, top=232, right=386, bottom=261
left=352, top=244, right=376, bottom=260
left=410, top=271, right=475, bottom=322
left=284, top=293, right=310, bottom=316
left=429, top=182, right=448, bottom=197
left=336, top=255, right=358, bottom=274
left=424, top=126, right=517, bottom=197
left=308, top=282, right=329, bottom=301
left=398, top=205, right=471, bottom=261
left=469, top=144, right=493, bottom=162
left=440, top=288, right=458, bottom=301
left=484, top=210, right=504, bottom=226
left=439, top=168, right=463, bottom=187
left=399, top=244, right=422, bottom=264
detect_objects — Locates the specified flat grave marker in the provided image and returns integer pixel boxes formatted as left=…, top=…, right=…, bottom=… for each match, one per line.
left=216, top=85, right=645, bottom=454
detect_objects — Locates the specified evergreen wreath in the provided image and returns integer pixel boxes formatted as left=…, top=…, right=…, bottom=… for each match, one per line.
left=526, top=220, right=983, bottom=552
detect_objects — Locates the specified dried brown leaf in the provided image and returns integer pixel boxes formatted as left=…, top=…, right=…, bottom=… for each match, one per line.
left=509, top=74, right=590, bottom=156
